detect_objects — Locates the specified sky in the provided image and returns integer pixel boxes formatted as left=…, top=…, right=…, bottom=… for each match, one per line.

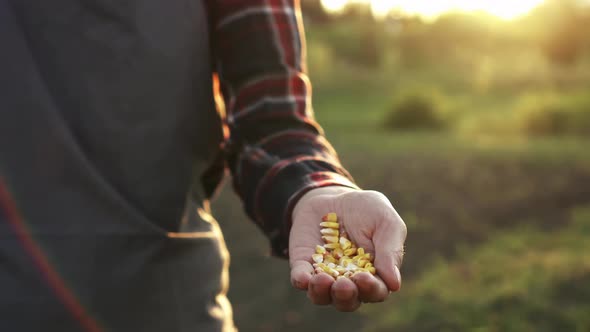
left=321, top=0, right=548, bottom=19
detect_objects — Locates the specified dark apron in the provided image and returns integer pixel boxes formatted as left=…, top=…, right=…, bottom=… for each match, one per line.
left=0, top=0, right=234, bottom=330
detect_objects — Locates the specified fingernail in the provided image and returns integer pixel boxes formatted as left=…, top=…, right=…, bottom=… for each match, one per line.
left=394, top=266, right=402, bottom=290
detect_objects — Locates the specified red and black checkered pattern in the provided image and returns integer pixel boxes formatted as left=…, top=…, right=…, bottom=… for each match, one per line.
left=207, top=0, right=358, bottom=257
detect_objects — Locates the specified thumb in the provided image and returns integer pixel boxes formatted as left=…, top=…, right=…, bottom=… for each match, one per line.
left=372, top=211, right=407, bottom=292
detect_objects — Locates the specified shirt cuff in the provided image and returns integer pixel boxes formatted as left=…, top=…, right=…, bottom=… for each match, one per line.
left=253, top=160, right=360, bottom=258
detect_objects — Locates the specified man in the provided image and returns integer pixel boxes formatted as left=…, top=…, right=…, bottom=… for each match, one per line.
left=0, top=0, right=407, bottom=331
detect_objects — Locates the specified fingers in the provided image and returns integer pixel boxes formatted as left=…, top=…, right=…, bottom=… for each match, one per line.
left=331, top=277, right=361, bottom=311
left=301, top=270, right=391, bottom=310
left=290, top=260, right=314, bottom=290
left=305, top=272, right=388, bottom=310
left=374, top=254, right=403, bottom=292
left=307, top=273, right=334, bottom=305
left=352, top=272, right=389, bottom=303
left=306, top=273, right=363, bottom=311
left=373, top=210, right=407, bottom=292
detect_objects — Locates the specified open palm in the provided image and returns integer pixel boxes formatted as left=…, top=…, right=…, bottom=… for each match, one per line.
left=289, top=186, right=407, bottom=311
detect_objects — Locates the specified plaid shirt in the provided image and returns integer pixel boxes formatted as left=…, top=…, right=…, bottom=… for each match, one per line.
left=206, top=0, right=358, bottom=257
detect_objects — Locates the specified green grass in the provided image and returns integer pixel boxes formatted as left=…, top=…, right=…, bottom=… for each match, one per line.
left=364, top=206, right=590, bottom=332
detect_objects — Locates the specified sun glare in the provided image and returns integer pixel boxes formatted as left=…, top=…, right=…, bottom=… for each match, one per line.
left=321, top=0, right=545, bottom=20
left=321, top=0, right=349, bottom=12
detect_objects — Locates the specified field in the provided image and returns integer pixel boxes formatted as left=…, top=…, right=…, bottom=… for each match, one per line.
left=211, top=3, right=590, bottom=331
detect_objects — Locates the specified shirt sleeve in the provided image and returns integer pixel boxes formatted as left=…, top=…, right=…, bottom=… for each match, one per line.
left=207, top=0, right=359, bottom=258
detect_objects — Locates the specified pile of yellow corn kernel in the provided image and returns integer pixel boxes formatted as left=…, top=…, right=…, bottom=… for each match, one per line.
left=311, top=212, right=376, bottom=279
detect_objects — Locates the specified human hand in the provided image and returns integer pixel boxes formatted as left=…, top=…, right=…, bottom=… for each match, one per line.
left=289, top=186, right=407, bottom=311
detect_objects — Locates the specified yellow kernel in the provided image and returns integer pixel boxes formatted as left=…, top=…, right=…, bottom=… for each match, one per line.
left=322, top=212, right=338, bottom=222
left=311, top=254, right=324, bottom=264
left=328, top=268, right=340, bottom=278
left=332, top=247, right=344, bottom=259
left=366, top=266, right=376, bottom=274
left=322, top=236, right=339, bottom=244
left=357, top=248, right=365, bottom=256
left=357, top=258, right=369, bottom=268
left=339, top=257, right=352, bottom=266
left=365, top=262, right=373, bottom=268
left=320, top=228, right=339, bottom=236
left=320, top=265, right=332, bottom=273
left=324, top=243, right=340, bottom=250
left=324, top=254, right=337, bottom=264
left=343, top=248, right=357, bottom=256
left=319, top=222, right=339, bottom=229
left=335, top=266, right=347, bottom=274
left=347, top=263, right=359, bottom=271
left=339, top=237, right=352, bottom=250
left=315, top=245, right=326, bottom=254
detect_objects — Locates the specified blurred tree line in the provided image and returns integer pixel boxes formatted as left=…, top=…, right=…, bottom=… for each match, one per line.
left=302, top=0, right=590, bottom=69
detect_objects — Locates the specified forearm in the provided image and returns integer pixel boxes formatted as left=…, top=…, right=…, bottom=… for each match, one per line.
left=208, top=0, right=358, bottom=257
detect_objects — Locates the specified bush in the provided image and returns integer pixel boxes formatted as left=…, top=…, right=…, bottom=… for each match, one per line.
left=517, top=93, right=590, bottom=137
left=384, top=90, right=447, bottom=131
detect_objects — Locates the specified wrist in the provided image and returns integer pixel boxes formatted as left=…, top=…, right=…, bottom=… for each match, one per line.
left=299, top=185, right=358, bottom=201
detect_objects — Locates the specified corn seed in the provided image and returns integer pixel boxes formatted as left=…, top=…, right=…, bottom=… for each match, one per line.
left=320, top=228, right=339, bottom=236
left=346, top=263, right=359, bottom=271
left=324, top=243, right=340, bottom=249
left=357, top=258, right=369, bottom=268
left=312, top=254, right=324, bottom=264
left=339, top=257, right=352, bottom=266
left=324, top=254, right=337, bottom=264
left=322, top=236, right=339, bottom=244
left=339, top=237, right=352, bottom=250
left=315, top=245, right=326, bottom=254
left=343, top=248, right=357, bottom=256
left=335, top=266, right=347, bottom=274
left=321, top=265, right=333, bottom=274
left=319, top=222, right=340, bottom=229
left=332, top=247, right=344, bottom=259
left=328, top=268, right=340, bottom=277
left=322, top=212, right=338, bottom=222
